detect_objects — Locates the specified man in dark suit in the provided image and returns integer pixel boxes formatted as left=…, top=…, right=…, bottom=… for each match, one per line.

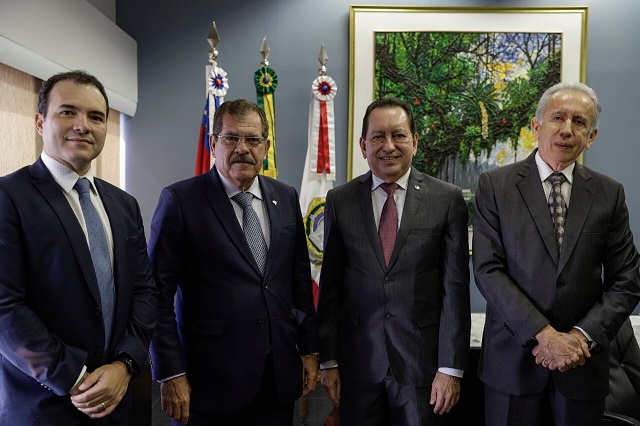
left=473, top=82, right=640, bottom=425
left=149, top=99, right=320, bottom=425
left=317, top=97, right=471, bottom=425
left=0, top=70, right=157, bottom=425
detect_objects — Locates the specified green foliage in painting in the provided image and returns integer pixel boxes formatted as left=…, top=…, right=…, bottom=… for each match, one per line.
left=374, top=31, right=561, bottom=178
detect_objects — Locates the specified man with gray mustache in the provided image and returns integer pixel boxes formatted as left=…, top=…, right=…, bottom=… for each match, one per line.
left=149, top=99, right=320, bottom=425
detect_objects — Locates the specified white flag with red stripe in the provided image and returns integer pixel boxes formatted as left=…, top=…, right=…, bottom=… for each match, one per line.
left=300, top=75, right=337, bottom=307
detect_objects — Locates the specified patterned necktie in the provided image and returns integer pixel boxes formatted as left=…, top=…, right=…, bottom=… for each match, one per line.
left=75, top=178, right=114, bottom=349
left=547, top=172, right=567, bottom=250
left=233, top=192, right=268, bottom=274
left=378, top=182, right=399, bottom=266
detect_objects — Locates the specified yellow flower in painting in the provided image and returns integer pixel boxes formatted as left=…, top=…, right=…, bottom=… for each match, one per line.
left=479, top=101, right=489, bottom=139
left=519, top=126, right=537, bottom=151
left=496, top=148, right=507, bottom=166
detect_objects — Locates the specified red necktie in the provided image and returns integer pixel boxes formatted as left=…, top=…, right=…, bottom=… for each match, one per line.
left=378, top=182, right=399, bottom=265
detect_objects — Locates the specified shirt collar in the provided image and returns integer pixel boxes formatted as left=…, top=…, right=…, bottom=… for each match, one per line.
left=216, top=168, right=263, bottom=201
left=41, top=152, right=97, bottom=194
left=535, top=151, right=575, bottom=185
left=371, top=167, right=411, bottom=191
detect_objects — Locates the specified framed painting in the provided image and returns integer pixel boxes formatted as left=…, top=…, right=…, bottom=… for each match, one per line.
left=348, top=6, right=588, bottom=246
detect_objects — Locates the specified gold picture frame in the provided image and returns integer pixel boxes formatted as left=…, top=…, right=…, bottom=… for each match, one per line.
left=348, top=5, right=589, bottom=181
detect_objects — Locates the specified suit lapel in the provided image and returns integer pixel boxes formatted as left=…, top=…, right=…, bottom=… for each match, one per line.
left=357, top=172, right=387, bottom=271
left=558, top=164, right=594, bottom=272
left=515, top=154, right=560, bottom=266
left=204, top=167, right=263, bottom=276
left=261, top=177, right=280, bottom=277
left=29, top=159, right=102, bottom=306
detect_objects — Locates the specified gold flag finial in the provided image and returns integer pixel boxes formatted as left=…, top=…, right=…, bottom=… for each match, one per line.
left=260, top=36, right=270, bottom=67
left=317, top=44, right=328, bottom=76
left=207, top=22, right=220, bottom=64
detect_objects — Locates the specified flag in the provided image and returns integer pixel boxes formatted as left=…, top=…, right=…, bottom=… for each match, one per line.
left=255, top=65, right=278, bottom=178
left=300, top=74, right=337, bottom=307
left=195, top=66, right=228, bottom=175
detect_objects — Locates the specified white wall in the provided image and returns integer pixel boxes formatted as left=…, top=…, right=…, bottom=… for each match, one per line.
left=0, top=0, right=136, bottom=115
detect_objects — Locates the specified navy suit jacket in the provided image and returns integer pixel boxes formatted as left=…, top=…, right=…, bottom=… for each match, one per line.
left=148, top=166, right=319, bottom=412
left=317, top=168, right=471, bottom=386
left=473, top=150, right=640, bottom=400
left=0, top=158, right=157, bottom=425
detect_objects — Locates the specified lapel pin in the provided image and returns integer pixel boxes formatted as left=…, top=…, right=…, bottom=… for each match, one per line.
left=272, top=200, right=277, bottom=205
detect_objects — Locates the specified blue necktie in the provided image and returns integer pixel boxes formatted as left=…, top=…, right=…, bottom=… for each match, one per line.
left=75, top=178, right=115, bottom=349
left=232, top=192, right=268, bottom=275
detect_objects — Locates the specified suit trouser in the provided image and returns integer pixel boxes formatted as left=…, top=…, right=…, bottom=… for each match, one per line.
left=484, top=381, right=604, bottom=426
left=339, top=368, right=442, bottom=426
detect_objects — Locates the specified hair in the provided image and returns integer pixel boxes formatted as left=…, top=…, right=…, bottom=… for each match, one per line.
left=361, top=97, right=416, bottom=139
left=38, top=70, right=109, bottom=118
left=212, top=99, right=269, bottom=139
left=535, top=82, right=601, bottom=135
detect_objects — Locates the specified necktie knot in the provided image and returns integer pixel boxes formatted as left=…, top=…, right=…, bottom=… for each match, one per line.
left=233, top=192, right=254, bottom=209
left=380, top=182, right=399, bottom=196
left=547, top=172, right=566, bottom=187
left=75, top=177, right=91, bottom=195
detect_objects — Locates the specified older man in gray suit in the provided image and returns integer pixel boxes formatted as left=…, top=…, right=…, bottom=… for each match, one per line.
left=317, top=97, right=471, bottom=425
left=473, top=82, right=640, bottom=425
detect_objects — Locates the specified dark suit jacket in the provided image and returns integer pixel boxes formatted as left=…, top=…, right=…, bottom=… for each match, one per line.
left=148, top=166, right=319, bottom=412
left=0, top=158, right=157, bottom=425
left=473, top=150, right=640, bottom=401
left=606, top=317, right=640, bottom=419
left=317, top=167, right=471, bottom=386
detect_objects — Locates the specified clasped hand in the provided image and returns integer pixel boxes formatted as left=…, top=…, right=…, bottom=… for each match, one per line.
left=69, top=362, right=131, bottom=419
left=532, top=325, right=591, bottom=372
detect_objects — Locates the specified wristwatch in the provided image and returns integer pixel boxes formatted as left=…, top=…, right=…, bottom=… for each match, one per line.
left=116, top=353, right=138, bottom=376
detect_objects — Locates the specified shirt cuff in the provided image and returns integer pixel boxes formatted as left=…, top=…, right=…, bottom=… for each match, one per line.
left=157, top=372, right=186, bottom=383
left=319, top=360, right=338, bottom=370
left=573, top=326, right=596, bottom=348
left=438, top=367, right=463, bottom=378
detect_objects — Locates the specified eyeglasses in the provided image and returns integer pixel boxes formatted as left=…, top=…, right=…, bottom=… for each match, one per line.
left=216, top=134, right=266, bottom=148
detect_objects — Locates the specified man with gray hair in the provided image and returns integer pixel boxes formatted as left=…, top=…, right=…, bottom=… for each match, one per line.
left=473, top=82, right=640, bottom=425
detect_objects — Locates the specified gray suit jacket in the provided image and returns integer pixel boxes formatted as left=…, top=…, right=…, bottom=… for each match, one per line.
left=473, top=150, right=640, bottom=400
left=317, top=167, right=470, bottom=386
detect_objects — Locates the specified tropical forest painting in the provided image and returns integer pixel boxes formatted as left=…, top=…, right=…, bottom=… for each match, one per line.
left=374, top=31, right=562, bottom=194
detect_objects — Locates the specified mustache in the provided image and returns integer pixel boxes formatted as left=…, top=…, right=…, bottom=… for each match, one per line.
left=230, top=155, right=256, bottom=165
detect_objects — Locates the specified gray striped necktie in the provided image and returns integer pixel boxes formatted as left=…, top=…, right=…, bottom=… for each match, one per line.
left=232, top=192, right=268, bottom=274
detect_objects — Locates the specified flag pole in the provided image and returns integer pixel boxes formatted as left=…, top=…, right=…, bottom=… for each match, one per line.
left=300, top=44, right=337, bottom=307
left=195, top=22, right=228, bottom=175
left=254, top=37, right=278, bottom=178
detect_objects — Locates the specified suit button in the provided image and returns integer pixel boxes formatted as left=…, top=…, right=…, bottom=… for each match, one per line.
left=384, top=312, right=393, bottom=318
left=556, top=279, right=564, bottom=288
left=383, top=277, right=391, bottom=284
left=258, top=316, right=266, bottom=324
left=95, top=348, right=103, bottom=357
